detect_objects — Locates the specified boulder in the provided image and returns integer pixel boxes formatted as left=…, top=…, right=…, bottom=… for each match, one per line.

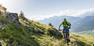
left=6, top=12, right=20, bottom=28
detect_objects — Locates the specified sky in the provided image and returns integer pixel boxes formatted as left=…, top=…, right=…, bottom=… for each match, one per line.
left=0, top=0, right=94, bottom=20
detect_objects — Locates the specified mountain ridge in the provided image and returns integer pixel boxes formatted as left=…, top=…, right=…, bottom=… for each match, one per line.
left=40, top=12, right=94, bottom=32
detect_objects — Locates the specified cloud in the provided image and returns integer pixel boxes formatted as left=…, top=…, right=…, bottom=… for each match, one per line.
left=29, top=8, right=93, bottom=20
left=0, top=0, right=26, bottom=12
left=47, top=8, right=93, bottom=17
left=61, top=8, right=93, bottom=17
left=0, top=0, right=25, bottom=6
left=0, top=0, right=93, bottom=20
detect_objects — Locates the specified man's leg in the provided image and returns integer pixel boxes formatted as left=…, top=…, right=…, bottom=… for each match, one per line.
left=63, top=32, right=67, bottom=43
left=63, top=29, right=66, bottom=39
left=66, top=32, right=70, bottom=43
left=63, top=33, right=66, bottom=39
left=67, top=32, right=69, bottom=39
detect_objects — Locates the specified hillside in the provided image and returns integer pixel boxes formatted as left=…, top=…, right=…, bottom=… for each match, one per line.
left=0, top=11, right=63, bottom=46
left=0, top=12, right=93, bottom=46
left=0, top=6, right=94, bottom=46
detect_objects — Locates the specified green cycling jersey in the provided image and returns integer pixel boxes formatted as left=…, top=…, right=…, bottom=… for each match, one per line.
left=59, top=18, right=71, bottom=29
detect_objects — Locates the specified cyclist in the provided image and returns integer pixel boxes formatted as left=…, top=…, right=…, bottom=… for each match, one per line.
left=59, top=18, right=71, bottom=43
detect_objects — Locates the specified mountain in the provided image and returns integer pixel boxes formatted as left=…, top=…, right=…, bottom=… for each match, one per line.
left=0, top=5, right=93, bottom=46
left=40, top=12, right=94, bottom=32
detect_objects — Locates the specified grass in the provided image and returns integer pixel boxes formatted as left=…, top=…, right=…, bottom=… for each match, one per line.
left=0, top=14, right=93, bottom=46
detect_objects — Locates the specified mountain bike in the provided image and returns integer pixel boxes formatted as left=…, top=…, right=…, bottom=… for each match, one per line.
left=63, top=32, right=70, bottom=46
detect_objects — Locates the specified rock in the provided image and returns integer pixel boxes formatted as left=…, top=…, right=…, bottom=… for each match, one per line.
left=33, top=28, right=44, bottom=35
left=0, top=5, right=21, bottom=29
left=0, top=5, right=6, bottom=15
left=0, top=23, right=5, bottom=30
left=6, top=13, right=19, bottom=23
left=6, top=12, right=20, bottom=28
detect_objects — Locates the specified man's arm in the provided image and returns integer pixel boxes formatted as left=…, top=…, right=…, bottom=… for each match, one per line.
left=68, top=22, right=71, bottom=29
left=59, top=23, right=63, bottom=30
